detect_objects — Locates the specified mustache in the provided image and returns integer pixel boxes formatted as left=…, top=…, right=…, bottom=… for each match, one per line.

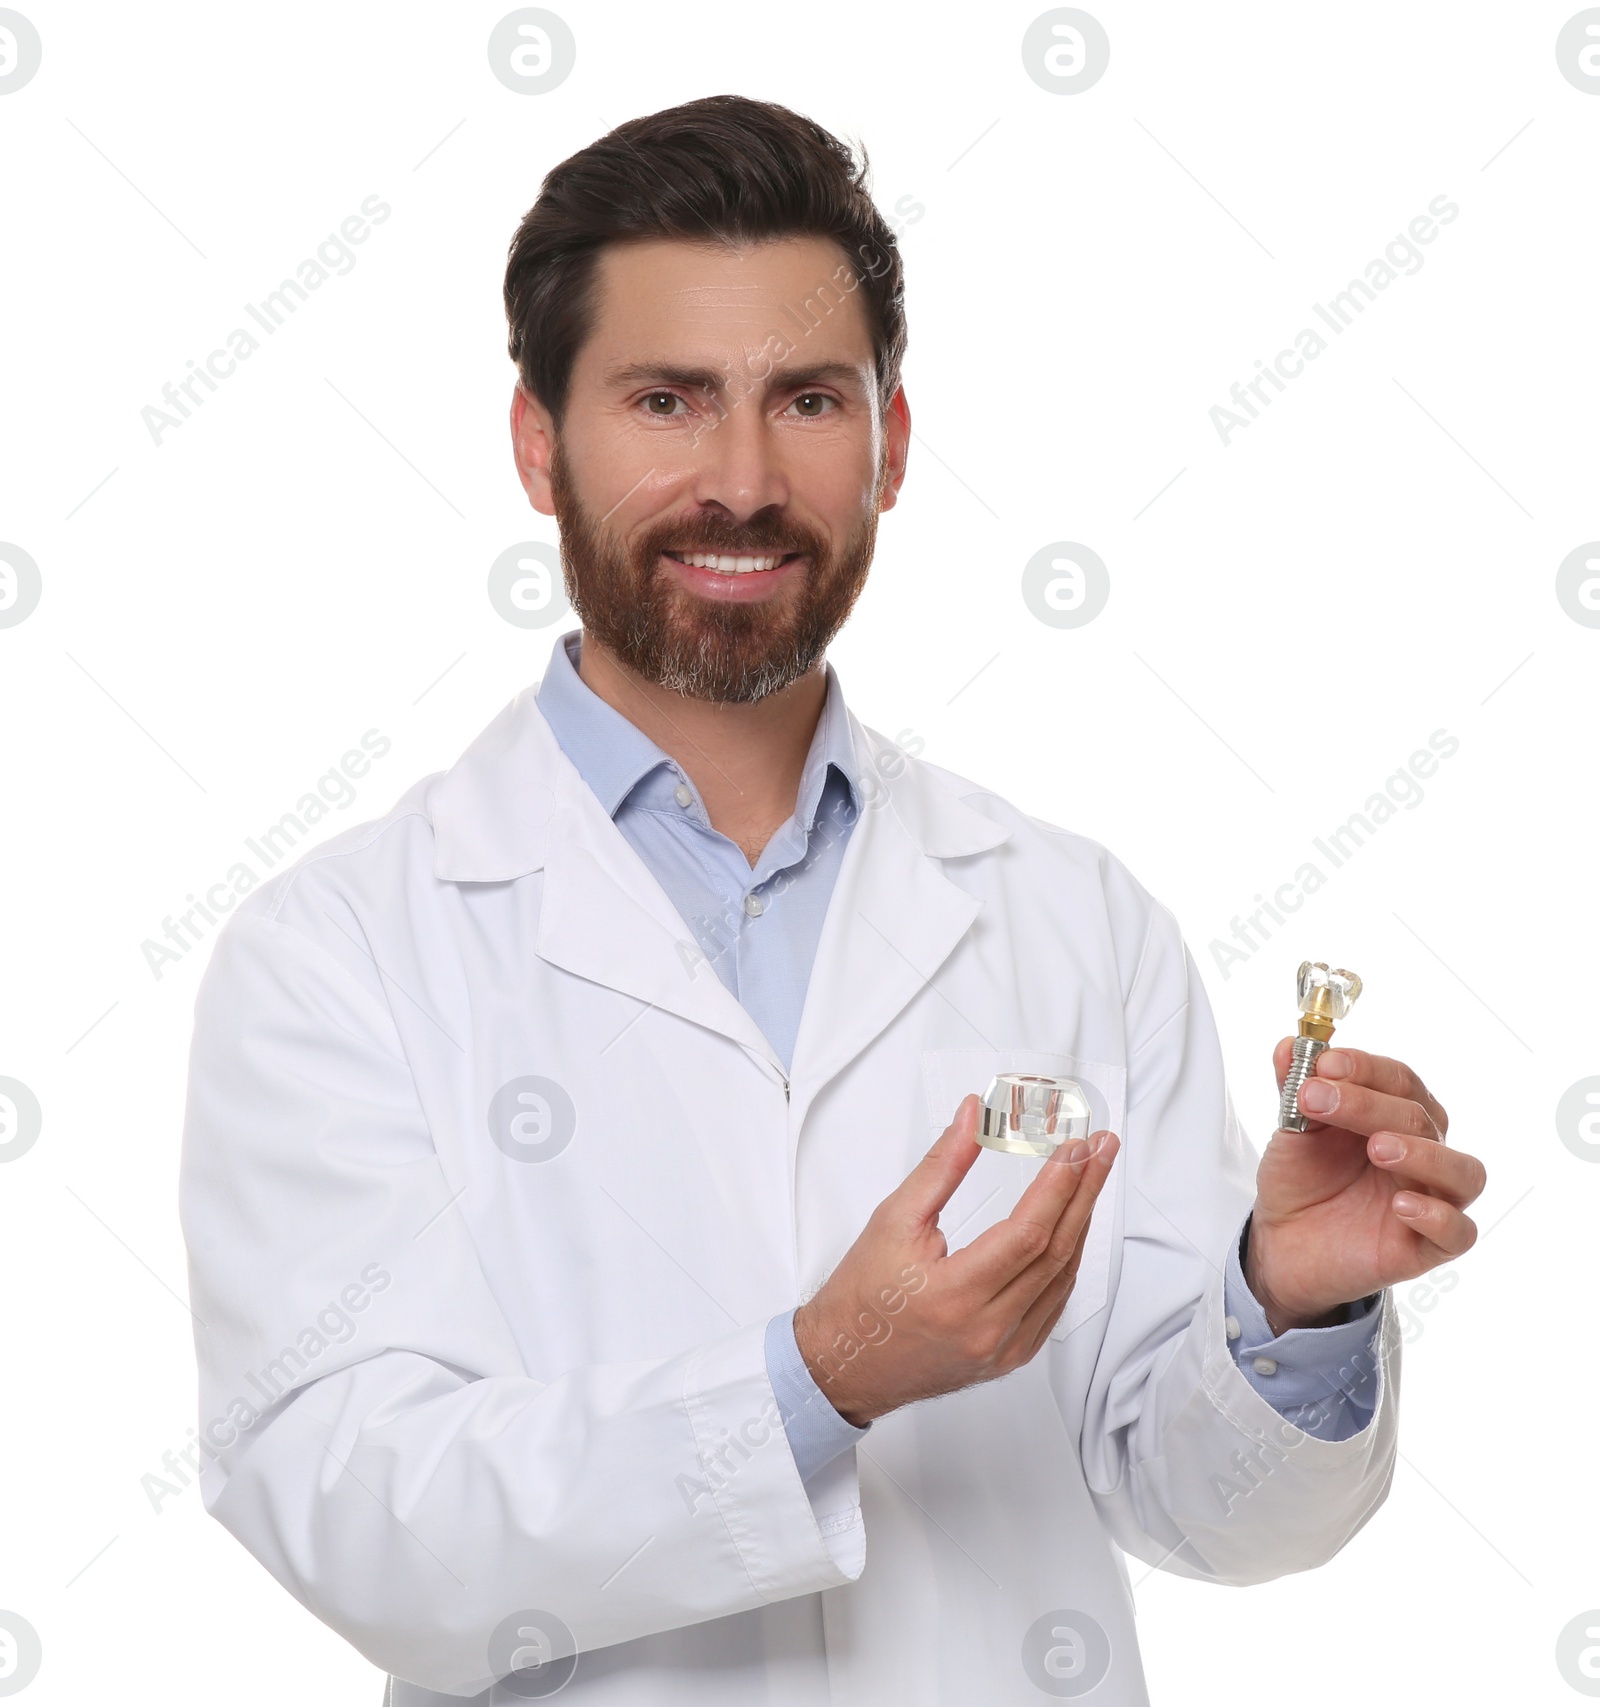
left=637, top=514, right=824, bottom=560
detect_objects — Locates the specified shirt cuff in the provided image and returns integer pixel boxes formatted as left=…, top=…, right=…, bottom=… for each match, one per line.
left=1223, top=1214, right=1384, bottom=1441
left=764, top=1309, right=870, bottom=1483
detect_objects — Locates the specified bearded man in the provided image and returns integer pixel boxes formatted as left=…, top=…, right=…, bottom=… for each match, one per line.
left=180, top=94, right=1484, bottom=1706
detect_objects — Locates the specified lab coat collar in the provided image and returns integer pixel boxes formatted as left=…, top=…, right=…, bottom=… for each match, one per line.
left=427, top=655, right=1012, bottom=1083
left=431, top=690, right=788, bottom=1066
left=429, top=656, right=1009, bottom=883
left=427, top=680, right=565, bottom=884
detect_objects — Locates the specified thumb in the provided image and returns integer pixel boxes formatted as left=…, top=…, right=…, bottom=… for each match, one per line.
left=894, top=1094, right=983, bottom=1224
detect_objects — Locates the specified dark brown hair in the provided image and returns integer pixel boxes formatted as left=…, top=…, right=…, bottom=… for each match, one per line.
left=503, top=94, right=907, bottom=423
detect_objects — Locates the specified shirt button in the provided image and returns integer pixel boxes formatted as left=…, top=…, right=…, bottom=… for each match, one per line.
left=743, top=892, right=765, bottom=918
left=673, top=782, right=693, bottom=808
left=1252, top=1356, right=1279, bottom=1377
left=1224, top=1315, right=1241, bottom=1342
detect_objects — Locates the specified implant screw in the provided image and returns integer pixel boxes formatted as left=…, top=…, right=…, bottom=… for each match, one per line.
left=1278, top=961, right=1363, bottom=1132
left=1278, top=1036, right=1328, bottom=1132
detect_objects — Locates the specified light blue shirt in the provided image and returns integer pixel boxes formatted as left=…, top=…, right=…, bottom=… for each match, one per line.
left=536, top=630, right=1383, bottom=1483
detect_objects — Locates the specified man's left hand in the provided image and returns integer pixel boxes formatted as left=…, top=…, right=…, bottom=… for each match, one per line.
left=1246, top=1043, right=1487, bottom=1335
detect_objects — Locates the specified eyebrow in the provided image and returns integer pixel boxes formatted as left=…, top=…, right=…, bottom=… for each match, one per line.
left=603, top=360, right=868, bottom=395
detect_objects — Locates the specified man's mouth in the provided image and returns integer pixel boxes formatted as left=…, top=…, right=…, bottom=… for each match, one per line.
left=662, top=550, right=800, bottom=577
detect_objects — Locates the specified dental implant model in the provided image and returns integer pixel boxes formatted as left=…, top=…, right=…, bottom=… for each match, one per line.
left=978, top=1072, right=1092, bottom=1158
left=1278, top=961, right=1363, bottom=1132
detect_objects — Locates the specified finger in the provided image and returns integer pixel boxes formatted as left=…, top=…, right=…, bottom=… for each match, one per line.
left=893, top=1095, right=983, bottom=1226
left=1017, top=1133, right=1120, bottom=1283
left=1293, top=1075, right=1443, bottom=1144
left=1014, top=1248, right=1084, bottom=1361
left=1008, top=1128, right=1112, bottom=1244
left=1001, top=1134, right=1118, bottom=1300
left=1368, top=1131, right=1486, bottom=1207
left=1391, top=1191, right=1478, bottom=1258
left=962, top=1132, right=1119, bottom=1303
left=1315, top=1048, right=1449, bottom=1136
left=966, top=1128, right=1100, bottom=1266
left=1011, top=1158, right=1118, bottom=1357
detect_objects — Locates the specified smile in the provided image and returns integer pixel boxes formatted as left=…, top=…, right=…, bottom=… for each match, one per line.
left=663, top=550, right=797, bottom=576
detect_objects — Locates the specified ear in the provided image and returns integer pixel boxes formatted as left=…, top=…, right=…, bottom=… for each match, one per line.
left=877, top=385, right=911, bottom=514
left=511, top=384, right=557, bottom=516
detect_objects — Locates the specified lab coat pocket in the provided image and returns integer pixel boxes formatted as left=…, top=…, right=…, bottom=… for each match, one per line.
left=920, top=1046, right=1125, bottom=1340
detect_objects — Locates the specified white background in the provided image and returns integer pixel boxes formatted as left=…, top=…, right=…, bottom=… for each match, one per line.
left=2, top=1, right=1597, bottom=1700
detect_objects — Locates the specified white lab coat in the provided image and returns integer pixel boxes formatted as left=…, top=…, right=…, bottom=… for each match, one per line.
left=179, top=677, right=1400, bottom=1705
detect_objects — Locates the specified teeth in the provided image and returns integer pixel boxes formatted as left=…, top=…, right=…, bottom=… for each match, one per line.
left=672, top=551, right=786, bottom=575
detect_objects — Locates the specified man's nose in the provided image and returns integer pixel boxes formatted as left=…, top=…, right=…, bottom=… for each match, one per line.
left=687, top=394, right=790, bottom=522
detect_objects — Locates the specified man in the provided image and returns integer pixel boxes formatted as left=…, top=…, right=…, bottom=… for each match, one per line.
left=179, top=96, right=1486, bottom=1704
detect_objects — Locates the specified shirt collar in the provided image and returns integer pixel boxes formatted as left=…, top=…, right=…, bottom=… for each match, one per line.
left=536, top=629, right=861, bottom=830
left=792, top=646, right=861, bottom=828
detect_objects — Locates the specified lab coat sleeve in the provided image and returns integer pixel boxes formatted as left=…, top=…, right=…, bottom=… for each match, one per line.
left=1070, top=885, right=1400, bottom=1587
left=178, top=908, right=860, bottom=1698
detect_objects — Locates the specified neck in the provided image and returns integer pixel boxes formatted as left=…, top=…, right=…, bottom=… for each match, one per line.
left=575, top=631, right=828, bottom=867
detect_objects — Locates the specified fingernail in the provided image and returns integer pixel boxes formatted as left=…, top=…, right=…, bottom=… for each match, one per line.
left=1299, top=1080, right=1336, bottom=1114
left=1063, top=1139, right=1089, bottom=1167
left=1319, top=1051, right=1353, bottom=1078
left=1091, top=1131, right=1119, bottom=1160
left=1393, top=1192, right=1423, bottom=1217
left=1370, top=1134, right=1403, bottom=1162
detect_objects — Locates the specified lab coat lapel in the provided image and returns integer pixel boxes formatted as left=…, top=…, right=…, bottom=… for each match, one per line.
left=536, top=786, right=785, bottom=1070
left=787, top=718, right=1012, bottom=1125
left=429, top=680, right=785, bottom=1073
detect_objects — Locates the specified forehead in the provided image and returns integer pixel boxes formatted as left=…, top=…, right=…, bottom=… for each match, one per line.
left=582, top=235, right=875, bottom=372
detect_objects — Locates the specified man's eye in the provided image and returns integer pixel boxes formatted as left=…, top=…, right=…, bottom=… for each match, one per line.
left=789, top=393, right=835, bottom=418
left=644, top=392, right=684, bottom=416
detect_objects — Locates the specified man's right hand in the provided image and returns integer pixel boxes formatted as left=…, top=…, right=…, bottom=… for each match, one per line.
left=792, top=1094, right=1119, bottom=1427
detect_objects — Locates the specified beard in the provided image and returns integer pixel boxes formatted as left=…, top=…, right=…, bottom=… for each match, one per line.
left=548, top=442, right=885, bottom=704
